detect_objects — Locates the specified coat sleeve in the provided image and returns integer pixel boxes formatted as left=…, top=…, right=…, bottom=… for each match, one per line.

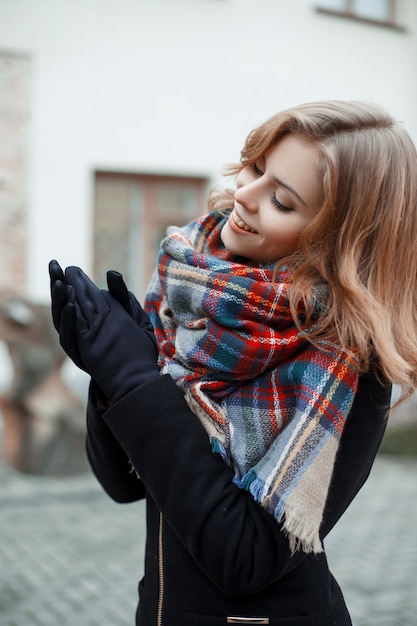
left=86, top=371, right=390, bottom=596
left=85, top=382, right=146, bottom=502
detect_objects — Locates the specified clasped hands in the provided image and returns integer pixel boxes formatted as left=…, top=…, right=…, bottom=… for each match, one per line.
left=49, top=260, right=158, bottom=404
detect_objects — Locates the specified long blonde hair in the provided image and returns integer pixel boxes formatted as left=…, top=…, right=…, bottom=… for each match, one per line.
left=212, top=101, right=417, bottom=402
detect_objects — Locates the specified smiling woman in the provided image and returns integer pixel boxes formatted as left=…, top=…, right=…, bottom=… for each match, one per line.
left=220, top=134, right=322, bottom=263
left=49, top=99, right=417, bottom=626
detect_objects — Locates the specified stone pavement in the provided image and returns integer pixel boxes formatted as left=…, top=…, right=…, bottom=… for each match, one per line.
left=0, top=453, right=416, bottom=626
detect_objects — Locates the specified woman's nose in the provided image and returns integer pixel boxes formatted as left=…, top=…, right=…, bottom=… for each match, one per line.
left=234, top=181, right=259, bottom=213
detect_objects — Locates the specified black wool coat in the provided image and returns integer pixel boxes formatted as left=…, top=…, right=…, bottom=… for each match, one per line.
left=86, top=372, right=391, bottom=626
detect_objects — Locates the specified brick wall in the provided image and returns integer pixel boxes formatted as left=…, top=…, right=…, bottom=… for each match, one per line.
left=0, top=50, right=30, bottom=294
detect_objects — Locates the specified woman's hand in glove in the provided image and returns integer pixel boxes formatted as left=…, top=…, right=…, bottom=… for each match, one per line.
left=106, top=270, right=156, bottom=347
left=50, top=259, right=88, bottom=372
left=49, top=261, right=159, bottom=403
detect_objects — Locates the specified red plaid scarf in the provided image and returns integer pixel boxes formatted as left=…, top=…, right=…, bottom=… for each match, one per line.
left=145, top=210, right=360, bottom=552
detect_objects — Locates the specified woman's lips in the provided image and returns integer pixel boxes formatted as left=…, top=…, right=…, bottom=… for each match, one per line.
left=229, top=209, right=258, bottom=234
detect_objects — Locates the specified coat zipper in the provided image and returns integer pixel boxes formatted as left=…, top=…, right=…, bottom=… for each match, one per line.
left=156, top=512, right=270, bottom=626
left=157, top=511, right=164, bottom=626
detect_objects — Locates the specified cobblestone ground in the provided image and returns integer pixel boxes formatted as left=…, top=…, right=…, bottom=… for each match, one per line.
left=0, top=454, right=416, bottom=626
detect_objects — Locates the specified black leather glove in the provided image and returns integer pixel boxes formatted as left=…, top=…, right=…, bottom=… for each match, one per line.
left=50, top=259, right=86, bottom=371
left=49, top=262, right=159, bottom=403
left=106, top=270, right=156, bottom=346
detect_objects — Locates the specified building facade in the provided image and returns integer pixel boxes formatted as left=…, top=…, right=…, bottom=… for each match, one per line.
left=0, top=0, right=416, bottom=302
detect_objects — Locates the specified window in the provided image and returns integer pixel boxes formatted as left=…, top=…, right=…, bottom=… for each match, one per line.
left=93, top=172, right=209, bottom=299
left=315, top=0, right=404, bottom=30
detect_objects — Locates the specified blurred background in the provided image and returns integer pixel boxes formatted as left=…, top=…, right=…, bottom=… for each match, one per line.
left=0, top=1, right=416, bottom=624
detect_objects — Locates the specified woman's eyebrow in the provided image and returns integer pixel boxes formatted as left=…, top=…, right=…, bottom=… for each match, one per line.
left=273, top=176, right=307, bottom=207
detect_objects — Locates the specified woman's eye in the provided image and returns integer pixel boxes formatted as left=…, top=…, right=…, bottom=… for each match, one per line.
left=252, top=162, right=264, bottom=176
left=271, top=195, right=293, bottom=213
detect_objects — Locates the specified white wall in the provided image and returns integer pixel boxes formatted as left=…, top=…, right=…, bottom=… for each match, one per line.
left=0, top=0, right=415, bottom=302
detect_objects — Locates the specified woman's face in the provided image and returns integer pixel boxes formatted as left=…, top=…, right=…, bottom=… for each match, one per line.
left=221, top=134, right=323, bottom=264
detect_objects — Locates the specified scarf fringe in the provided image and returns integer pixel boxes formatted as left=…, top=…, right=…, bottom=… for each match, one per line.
left=211, top=437, right=231, bottom=467
left=283, top=508, right=323, bottom=555
left=237, top=471, right=323, bottom=554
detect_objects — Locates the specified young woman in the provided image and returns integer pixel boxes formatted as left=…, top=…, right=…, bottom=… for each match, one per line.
left=50, top=100, right=417, bottom=625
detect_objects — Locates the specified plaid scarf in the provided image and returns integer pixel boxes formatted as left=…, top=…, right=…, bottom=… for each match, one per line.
left=145, top=210, right=359, bottom=553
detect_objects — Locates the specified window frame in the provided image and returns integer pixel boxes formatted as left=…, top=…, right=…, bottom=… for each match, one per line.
left=93, top=170, right=210, bottom=299
left=315, top=0, right=405, bottom=31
